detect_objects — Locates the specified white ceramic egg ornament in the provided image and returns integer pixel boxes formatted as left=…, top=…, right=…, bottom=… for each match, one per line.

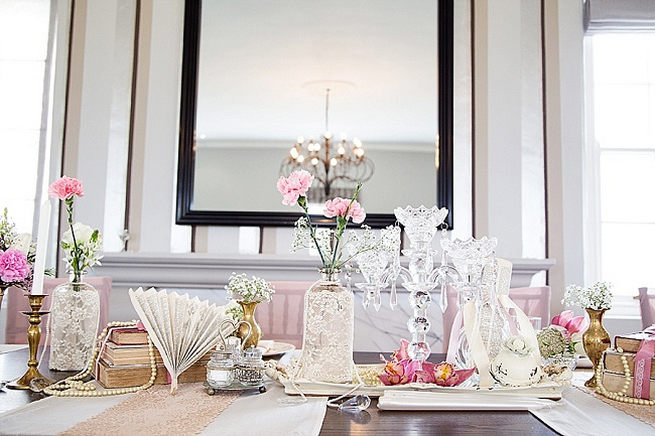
left=490, top=335, right=543, bottom=387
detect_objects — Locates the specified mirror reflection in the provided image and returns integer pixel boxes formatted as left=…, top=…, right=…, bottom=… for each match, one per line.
left=193, top=0, right=438, bottom=214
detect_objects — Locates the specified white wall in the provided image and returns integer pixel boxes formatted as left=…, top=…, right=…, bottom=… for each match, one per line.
left=473, top=0, right=546, bottom=260
left=59, top=0, right=604, bottom=331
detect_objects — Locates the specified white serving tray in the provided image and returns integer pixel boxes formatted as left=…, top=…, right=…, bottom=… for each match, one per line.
left=377, top=390, right=559, bottom=411
left=282, top=378, right=564, bottom=400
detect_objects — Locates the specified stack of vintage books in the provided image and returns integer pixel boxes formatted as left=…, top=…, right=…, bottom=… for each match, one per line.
left=96, top=327, right=210, bottom=388
left=601, top=329, right=655, bottom=398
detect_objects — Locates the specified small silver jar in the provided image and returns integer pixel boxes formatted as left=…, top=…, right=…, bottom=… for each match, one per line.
left=234, top=346, right=266, bottom=387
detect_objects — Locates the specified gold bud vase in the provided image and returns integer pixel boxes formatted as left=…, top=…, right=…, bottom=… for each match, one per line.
left=237, top=301, right=261, bottom=349
left=582, top=308, right=611, bottom=388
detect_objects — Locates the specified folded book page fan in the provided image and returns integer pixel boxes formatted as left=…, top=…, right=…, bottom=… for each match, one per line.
left=128, top=287, right=235, bottom=393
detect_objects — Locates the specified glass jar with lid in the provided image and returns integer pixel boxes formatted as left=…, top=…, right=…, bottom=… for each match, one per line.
left=234, top=346, right=266, bottom=387
left=206, top=350, right=235, bottom=388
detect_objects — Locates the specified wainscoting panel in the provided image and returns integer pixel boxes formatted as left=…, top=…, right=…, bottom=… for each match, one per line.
left=94, top=253, right=554, bottom=352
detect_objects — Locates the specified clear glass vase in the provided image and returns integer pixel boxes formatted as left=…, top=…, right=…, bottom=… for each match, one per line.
left=442, top=237, right=500, bottom=370
left=49, top=275, right=100, bottom=371
left=296, top=269, right=354, bottom=384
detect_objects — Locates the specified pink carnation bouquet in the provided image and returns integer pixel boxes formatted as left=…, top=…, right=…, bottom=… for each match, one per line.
left=0, top=209, right=35, bottom=291
left=277, top=170, right=374, bottom=271
left=378, top=339, right=475, bottom=387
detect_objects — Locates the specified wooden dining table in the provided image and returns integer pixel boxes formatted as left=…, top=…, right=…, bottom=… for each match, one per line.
left=0, top=349, right=559, bottom=435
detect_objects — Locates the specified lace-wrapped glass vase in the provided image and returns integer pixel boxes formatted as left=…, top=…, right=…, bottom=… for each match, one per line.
left=296, top=269, right=354, bottom=383
left=49, top=274, right=100, bottom=371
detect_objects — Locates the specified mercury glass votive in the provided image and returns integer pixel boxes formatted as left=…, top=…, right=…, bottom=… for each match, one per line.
left=235, top=346, right=266, bottom=387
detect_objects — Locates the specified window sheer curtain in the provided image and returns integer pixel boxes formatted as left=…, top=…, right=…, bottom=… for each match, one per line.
left=583, top=0, right=655, bottom=318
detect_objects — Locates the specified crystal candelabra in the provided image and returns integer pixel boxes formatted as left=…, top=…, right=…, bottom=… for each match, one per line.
left=352, top=205, right=500, bottom=371
left=352, top=206, right=448, bottom=368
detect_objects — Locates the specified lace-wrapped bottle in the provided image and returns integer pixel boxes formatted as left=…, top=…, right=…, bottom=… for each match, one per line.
left=296, top=269, right=354, bottom=383
left=49, top=274, right=100, bottom=371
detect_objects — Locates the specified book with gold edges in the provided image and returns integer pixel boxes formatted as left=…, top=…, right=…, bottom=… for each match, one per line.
left=601, top=371, right=655, bottom=398
left=101, top=342, right=164, bottom=366
left=96, top=358, right=210, bottom=388
left=615, top=330, right=654, bottom=354
left=109, top=328, right=149, bottom=345
left=603, top=349, right=655, bottom=377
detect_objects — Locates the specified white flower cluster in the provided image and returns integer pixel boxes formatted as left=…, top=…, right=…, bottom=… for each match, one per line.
left=291, top=217, right=313, bottom=252
left=225, top=273, right=275, bottom=304
left=61, top=222, right=103, bottom=276
left=347, top=225, right=400, bottom=259
left=563, top=281, right=613, bottom=310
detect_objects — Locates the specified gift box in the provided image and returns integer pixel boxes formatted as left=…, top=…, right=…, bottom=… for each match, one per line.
left=610, top=326, right=655, bottom=400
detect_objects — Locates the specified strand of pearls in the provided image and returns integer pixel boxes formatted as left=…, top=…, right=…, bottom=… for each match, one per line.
left=43, top=321, right=157, bottom=397
left=594, top=347, right=655, bottom=406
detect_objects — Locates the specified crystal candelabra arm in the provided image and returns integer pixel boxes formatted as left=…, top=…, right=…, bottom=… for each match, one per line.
left=428, top=264, right=460, bottom=283
left=378, top=265, right=411, bottom=310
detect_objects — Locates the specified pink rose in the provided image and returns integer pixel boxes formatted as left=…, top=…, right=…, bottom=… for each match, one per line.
left=0, top=248, right=30, bottom=284
left=49, top=176, right=84, bottom=200
left=323, top=198, right=366, bottom=224
left=277, top=170, right=313, bottom=206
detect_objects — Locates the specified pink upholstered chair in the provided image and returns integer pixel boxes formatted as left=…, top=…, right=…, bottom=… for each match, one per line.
left=5, top=277, right=112, bottom=344
left=638, top=287, right=655, bottom=328
left=441, top=286, right=551, bottom=353
left=256, top=281, right=311, bottom=348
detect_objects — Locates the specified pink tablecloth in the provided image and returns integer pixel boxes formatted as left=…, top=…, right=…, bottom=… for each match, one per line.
left=4, top=277, right=112, bottom=344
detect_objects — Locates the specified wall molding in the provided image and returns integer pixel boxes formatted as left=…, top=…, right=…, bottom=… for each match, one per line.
left=96, top=253, right=555, bottom=290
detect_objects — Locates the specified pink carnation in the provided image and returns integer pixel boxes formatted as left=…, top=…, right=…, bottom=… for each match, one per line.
left=277, top=170, right=313, bottom=206
left=323, top=197, right=366, bottom=224
left=0, top=248, right=30, bottom=284
left=49, top=176, right=84, bottom=200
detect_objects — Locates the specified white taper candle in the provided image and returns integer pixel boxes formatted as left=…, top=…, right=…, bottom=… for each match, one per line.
left=31, top=200, right=51, bottom=295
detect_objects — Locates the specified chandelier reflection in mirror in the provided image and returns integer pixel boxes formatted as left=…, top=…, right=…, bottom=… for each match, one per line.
left=279, top=88, right=374, bottom=204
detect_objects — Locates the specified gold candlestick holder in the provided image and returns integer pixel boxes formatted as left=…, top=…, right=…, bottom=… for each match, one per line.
left=7, top=294, right=54, bottom=390
left=0, top=286, right=6, bottom=313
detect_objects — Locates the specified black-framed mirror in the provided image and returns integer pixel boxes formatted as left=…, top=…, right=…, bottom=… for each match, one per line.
left=176, top=0, right=454, bottom=228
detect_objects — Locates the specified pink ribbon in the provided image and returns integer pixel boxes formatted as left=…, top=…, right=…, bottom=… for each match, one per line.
left=633, top=325, right=655, bottom=400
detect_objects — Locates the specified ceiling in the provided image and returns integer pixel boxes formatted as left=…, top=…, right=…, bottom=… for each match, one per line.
left=196, top=0, right=438, bottom=143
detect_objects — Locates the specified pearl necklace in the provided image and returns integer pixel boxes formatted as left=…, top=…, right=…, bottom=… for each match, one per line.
left=594, top=347, right=655, bottom=406
left=43, top=321, right=157, bottom=397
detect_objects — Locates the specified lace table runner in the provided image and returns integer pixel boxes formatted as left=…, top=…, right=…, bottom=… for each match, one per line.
left=60, top=384, right=241, bottom=436
left=574, top=381, right=655, bottom=427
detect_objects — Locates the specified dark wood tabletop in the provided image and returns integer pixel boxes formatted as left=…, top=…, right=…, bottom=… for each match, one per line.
left=0, top=349, right=559, bottom=435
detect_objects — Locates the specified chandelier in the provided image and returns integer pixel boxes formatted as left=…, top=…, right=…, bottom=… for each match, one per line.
left=280, top=88, right=374, bottom=203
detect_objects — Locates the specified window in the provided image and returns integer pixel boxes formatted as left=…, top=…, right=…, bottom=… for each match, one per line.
left=588, top=33, right=655, bottom=300
left=0, top=0, right=52, bottom=233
